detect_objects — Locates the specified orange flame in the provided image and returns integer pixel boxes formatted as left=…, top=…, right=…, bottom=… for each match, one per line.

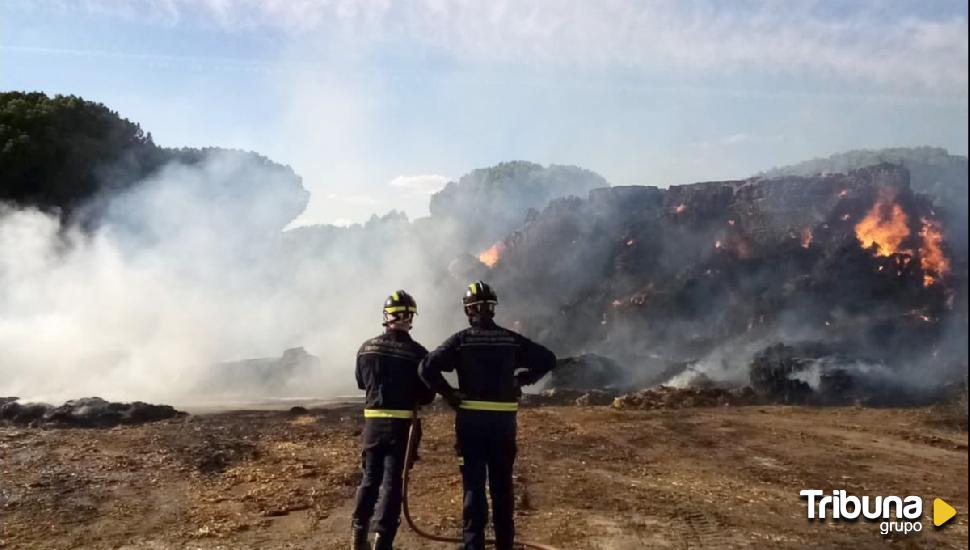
left=674, top=203, right=686, bottom=214
left=855, top=190, right=910, bottom=257
left=478, top=242, right=505, bottom=267
left=800, top=227, right=813, bottom=249
left=919, top=217, right=948, bottom=286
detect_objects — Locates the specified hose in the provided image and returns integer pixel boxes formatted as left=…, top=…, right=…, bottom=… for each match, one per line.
left=402, top=415, right=561, bottom=550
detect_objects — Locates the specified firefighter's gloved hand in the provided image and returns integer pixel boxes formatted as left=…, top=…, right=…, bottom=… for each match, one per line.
left=442, top=390, right=465, bottom=411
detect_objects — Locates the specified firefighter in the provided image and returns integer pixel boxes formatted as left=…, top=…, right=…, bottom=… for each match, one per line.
left=352, top=290, right=435, bottom=550
left=419, top=281, right=557, bottom=550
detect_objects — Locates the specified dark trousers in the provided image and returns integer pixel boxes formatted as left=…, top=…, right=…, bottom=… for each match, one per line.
left=456, top=410, right=518, bottom=550
left=352, top=419, right=410, bottom=541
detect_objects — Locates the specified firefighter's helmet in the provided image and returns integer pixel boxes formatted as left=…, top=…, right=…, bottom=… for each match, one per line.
left=463, top=281, right=497, bottom=317
left=383, top=290, right=418, bottom=326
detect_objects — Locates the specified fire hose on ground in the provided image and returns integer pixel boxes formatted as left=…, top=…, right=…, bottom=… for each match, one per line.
left=402, top=414, right=561, bottom=550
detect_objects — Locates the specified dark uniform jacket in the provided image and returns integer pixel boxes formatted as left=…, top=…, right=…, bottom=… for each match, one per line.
left=356, top=329, right=435, bottom=412
left=418, top=319, right=556, bottom=403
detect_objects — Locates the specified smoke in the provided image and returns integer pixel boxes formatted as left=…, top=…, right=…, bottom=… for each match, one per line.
left=1, top=152, right=965, bottom=408
left=0, top=151, right=470, bottom=405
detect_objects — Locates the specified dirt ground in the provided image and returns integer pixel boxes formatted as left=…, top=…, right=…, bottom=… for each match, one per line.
left=1, top=403, right=966, bottom=549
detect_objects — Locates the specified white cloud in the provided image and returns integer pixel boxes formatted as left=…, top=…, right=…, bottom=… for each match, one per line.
left=388, top=174, right=449, bottom=195
left=50, top=0, right=970, bottom=95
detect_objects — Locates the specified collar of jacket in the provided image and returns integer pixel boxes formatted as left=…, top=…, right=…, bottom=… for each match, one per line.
left=468, top=317, right=497, bottom=329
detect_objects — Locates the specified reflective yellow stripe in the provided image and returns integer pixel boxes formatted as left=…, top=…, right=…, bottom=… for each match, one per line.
left=364, top=409, right=414, bottom=419
left=457, top=456, right=464, bottom=466
left=384, top=305, right=418, bottom=313
left=468, top=283, right=477, bottom=295
left=392, top=291, right=400, bottom=301
left=459, top=400, right=518, bottom=412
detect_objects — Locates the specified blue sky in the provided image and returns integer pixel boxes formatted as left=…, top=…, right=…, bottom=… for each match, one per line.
left=2, top=1, right=967, bottom=225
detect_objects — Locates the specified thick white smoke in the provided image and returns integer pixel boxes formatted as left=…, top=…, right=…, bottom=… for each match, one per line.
left=0, top=151, right=468, bottom=405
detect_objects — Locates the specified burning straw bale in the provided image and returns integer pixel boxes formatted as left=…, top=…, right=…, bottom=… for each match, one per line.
left=0, top=396, right=186, bottom=428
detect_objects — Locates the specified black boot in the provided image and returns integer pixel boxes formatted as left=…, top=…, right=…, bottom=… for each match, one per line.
left=351, top=522, right=369, bottom=550
left=372, top=532, right=394, bottom=550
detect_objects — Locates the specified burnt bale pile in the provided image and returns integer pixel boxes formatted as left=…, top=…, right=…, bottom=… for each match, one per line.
left=546, top=354, right=629, bottom=392
left=748, top=344, right=820, bottom=404
left=748, top=343, right=954, bottom=406
left=487, top=163, right=964, bottom=404
left=521, top=354, right=627, bottom=406
left=547, top=353, right=628, bottom=391
left=0, top=397, right=186, bottom=428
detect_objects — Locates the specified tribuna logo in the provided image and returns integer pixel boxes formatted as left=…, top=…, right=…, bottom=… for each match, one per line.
left=800, top=489, right=924, bottom=535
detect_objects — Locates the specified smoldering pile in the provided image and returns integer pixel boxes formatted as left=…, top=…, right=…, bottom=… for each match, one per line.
left=0, top=396, right=186, bottom=428
left=483, top=164, right=966, bottom=407
left=520, top=354, right=626, bottom=406
left=534, top=349, right=964, bottom=410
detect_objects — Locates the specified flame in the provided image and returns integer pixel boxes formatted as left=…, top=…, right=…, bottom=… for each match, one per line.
left=714, top=240, right=722, bottom=249
left=919, top=217, right=948, bottom=286
left=626, top=239, right=635, bottom=246
left=674, top=203, right=686, bottom=214
left=800, top=228, right=813, bottom=249
left=855, top=190, right=910, bottom=257
left=478, top=242, right=505, bottom=268
left=838, top=189, right=849, bottom=198
left=728, top=219, right=735, bottom=226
